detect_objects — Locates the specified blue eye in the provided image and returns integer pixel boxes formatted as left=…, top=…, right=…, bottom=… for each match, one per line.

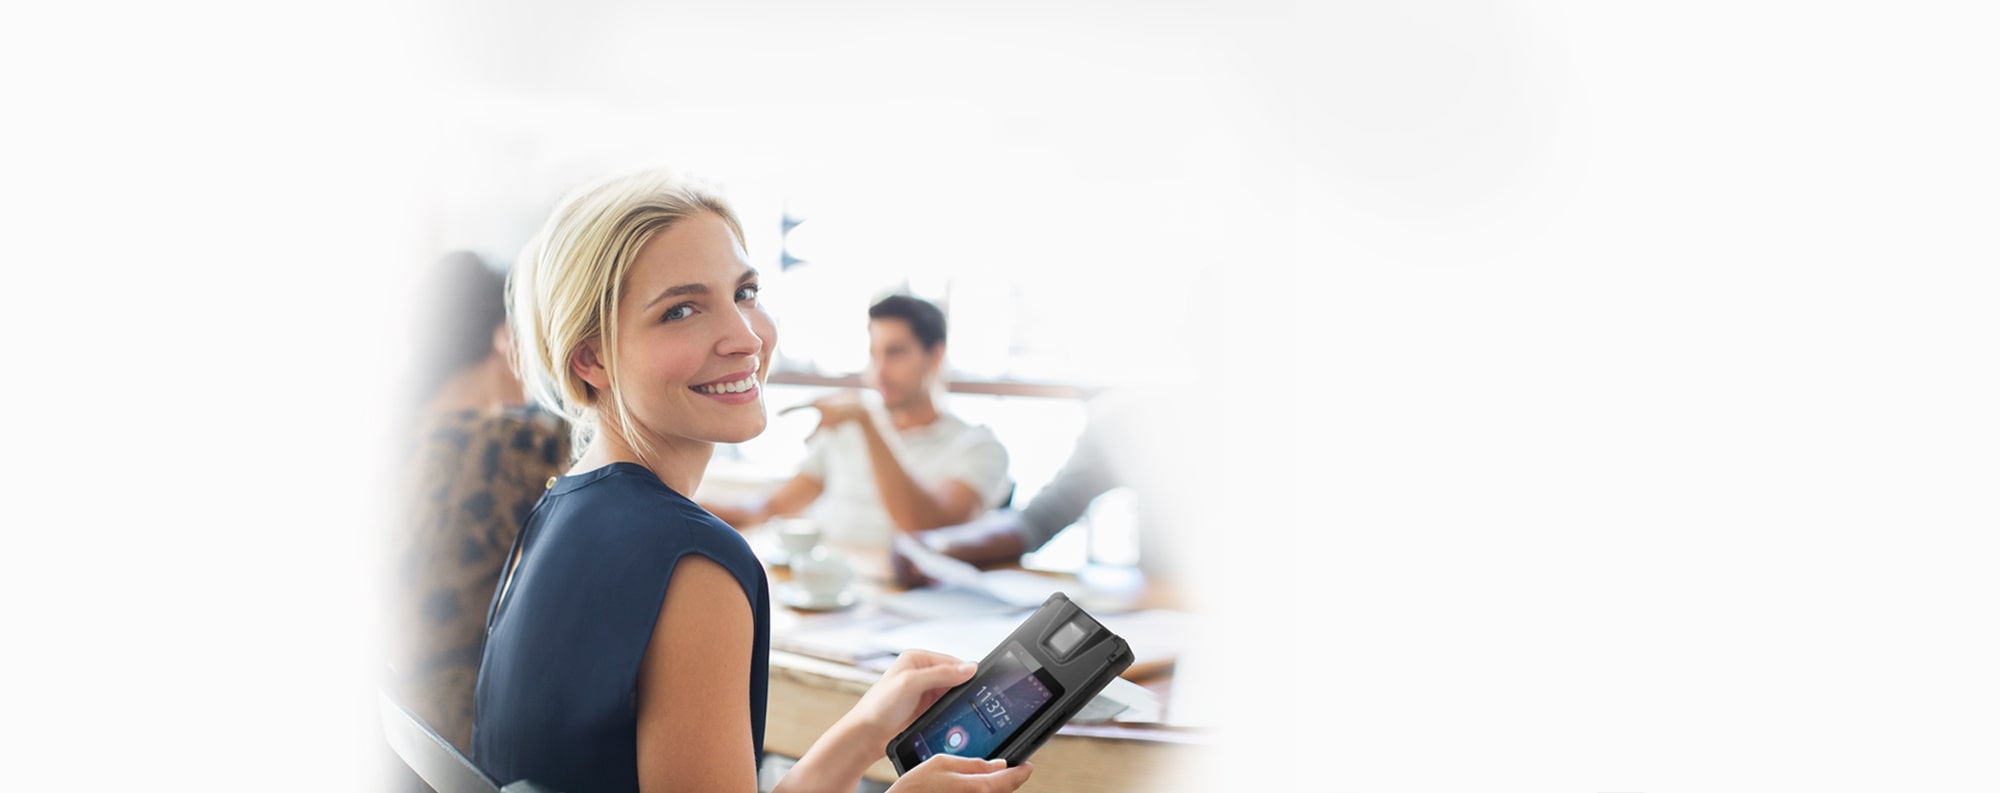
left=736, top=284, right=760, bottom=302
left=663, top=304, right=695, bottom=322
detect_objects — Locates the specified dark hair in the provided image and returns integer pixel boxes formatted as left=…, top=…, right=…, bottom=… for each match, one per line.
left=868, top=294, right=947, bottom=351
left=413, top=250, right=509, bottom=403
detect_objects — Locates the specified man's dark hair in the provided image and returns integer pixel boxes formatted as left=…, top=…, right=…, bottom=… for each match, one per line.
left=867, top=294, right=947, bottom=351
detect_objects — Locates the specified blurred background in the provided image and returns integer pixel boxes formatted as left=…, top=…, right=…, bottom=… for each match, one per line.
left=395, top=0, right=1291, bottom=573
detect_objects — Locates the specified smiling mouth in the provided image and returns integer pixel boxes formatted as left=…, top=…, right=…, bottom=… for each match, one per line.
left=692, top=374, right=759, bottom=395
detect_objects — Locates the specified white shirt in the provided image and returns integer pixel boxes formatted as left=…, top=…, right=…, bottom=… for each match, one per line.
left=798, top=413, right=1011, bottom=547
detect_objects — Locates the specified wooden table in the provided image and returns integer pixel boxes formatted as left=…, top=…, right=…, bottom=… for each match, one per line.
left=755, top=533, right=1208, bottom=793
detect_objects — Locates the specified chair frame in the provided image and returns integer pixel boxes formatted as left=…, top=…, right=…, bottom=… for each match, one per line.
left=378, top=689, right=558, bottom=793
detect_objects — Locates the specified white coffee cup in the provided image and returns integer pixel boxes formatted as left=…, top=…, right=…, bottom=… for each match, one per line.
left=791, top=546, right=853, bottom=602
left=775, top=517, right=822, bottom=561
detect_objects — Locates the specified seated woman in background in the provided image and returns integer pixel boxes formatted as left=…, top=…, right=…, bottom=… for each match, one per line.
left=474, top=167, right=1031, bottom=793
left=388, top=250, right=572, bottom=751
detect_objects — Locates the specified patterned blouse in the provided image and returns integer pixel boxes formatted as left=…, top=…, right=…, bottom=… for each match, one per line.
left=389, top=405, right=571, bottom=751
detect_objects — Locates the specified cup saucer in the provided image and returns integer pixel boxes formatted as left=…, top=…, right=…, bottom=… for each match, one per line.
left=779, top=582, right=858, bottom=612
left=757, top=545, right=791, bottom=568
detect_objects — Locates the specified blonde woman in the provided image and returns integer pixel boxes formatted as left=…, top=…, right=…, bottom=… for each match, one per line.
left=473, top=168, right=1032, bottom=793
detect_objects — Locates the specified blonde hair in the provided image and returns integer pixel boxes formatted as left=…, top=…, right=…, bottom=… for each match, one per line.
left=507, top=167, right=747, bottom=462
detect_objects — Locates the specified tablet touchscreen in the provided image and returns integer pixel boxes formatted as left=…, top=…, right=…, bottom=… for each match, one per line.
left=905, top=641, right=1065, bottom=761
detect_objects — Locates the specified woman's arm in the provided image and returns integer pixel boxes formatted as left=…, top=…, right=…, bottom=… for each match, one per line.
left=635, top=554, right=760, bottom=793
left=635, top=557, right=1032, bottom=793
left=769, top=652, right=943, bottom=793
left=769, top=716, right=886, bottom=793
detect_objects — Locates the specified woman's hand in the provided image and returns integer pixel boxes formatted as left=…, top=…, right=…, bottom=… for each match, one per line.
left=778, top=651, right=995, bottom=793
left=846, top=649, right=978, bottom=744
left=885, top=756, right=1033, bottom=793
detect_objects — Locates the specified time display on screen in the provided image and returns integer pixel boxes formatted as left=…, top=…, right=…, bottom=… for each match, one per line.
left=909, top=645, right=1061, bottom=762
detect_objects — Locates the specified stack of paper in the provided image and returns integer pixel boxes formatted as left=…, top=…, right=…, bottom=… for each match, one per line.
left=875, top=587, right=1028, bottom=620
left=768, top=611, right=910, bottom=665
left=879, top=534, right=1077, bottom=619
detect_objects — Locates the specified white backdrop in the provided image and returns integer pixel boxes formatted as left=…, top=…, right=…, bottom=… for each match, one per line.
left=5, top=1, right=1997, bottom=791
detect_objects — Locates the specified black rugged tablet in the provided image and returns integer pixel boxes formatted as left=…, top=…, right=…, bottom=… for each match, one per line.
left=887, top=592, right=1133, bottom=773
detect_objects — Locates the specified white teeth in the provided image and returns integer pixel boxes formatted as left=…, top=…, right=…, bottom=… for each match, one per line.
left=696, top=376, right=757, bottom=395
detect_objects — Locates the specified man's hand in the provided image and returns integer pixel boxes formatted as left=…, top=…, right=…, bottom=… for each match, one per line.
left=780, top=390, right=879, bottom=436
left=890, top=516, right=1033, bottom=589
left=890, top=543, right=937, bottom=589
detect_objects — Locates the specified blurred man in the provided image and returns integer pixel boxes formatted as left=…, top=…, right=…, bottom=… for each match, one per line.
left=704, top=294, right=1011, bottom=547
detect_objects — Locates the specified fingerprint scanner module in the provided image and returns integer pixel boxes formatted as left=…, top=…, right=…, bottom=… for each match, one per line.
left=1049, top=620, right=1088, bottom=656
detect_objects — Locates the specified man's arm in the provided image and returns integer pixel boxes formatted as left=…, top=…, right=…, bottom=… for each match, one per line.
left=797, top=394, right=1001, bottom=533
left=889, top=430, right=1118, bottom=586
left=850, top=417, right=986, bottom=533
left=699, top=474, right=825, bottom=529
left=1008, top=423, right=1119, bottom=550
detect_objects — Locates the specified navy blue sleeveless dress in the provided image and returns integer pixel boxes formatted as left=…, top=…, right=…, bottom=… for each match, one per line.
left=471, top=462, right=770, bottom=793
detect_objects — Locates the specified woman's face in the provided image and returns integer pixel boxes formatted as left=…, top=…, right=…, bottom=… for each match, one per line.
left=598, top=210, right=775, bottom=448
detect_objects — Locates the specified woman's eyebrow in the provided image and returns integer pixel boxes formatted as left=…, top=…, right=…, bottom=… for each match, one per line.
left=644, top=282, right=708, bottom=309
left=643, top=268, right=759, bottom=310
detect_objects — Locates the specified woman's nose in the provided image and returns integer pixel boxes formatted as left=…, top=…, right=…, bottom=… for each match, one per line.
left=718, top=306, right=765, bottom=358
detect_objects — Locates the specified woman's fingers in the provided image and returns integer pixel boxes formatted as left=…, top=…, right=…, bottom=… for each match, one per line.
left=898, top=660, right=978, bottom=695
left=895, top=648, right=963, bottom=668
left=985, top=761, right=1033, bottom=791
left=921, top=754, right=1000, bottom=773
left=896, top=755, right=1032, bottom=792
left=955, top=758, right=1032, bottom=792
